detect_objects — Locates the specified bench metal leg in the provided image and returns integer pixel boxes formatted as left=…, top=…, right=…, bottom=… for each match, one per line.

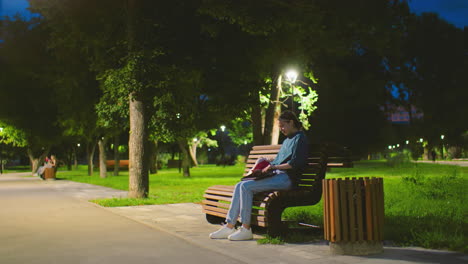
left=265, top=201, right=287, bottom=237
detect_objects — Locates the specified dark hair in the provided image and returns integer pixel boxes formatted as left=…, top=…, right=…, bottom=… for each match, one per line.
left=279, top=110, right=302, bottom=129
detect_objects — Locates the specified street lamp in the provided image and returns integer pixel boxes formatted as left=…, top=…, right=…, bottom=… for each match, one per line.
left=220, top=125, right=226, bottom=132
left=440, top=135, right=445, bottom=159
left=285, top=70, right=298, bottom=110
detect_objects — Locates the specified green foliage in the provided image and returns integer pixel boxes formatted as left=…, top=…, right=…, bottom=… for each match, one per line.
left=228, top=118, right=253, bottom=146
left=0, top=124, right=27, bottom=147
left=257, top=236, right=284, bottom=245
left=292, top=86, right=318, bottom=130
left=386, top=150, right=411, bottom=167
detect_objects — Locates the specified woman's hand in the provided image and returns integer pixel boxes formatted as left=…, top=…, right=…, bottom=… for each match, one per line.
left=262, top=164, right=275, bottom=173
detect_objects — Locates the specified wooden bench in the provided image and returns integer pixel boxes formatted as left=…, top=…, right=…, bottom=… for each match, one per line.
left=324, top=143, right=354, bottom=168
left=202, top=144, right=328, bottom=236
left=44, top=167, right=57, bottom=180
left=105, top=160, right=129, bottom=170
left=327, top=156, right=353, bottom=168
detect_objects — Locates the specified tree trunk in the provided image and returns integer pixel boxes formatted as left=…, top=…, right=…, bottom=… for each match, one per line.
left=189, top=141, right=199, bottom=167
left=252, top=104, right=264, bottom=145
left=66, top=150, right=72, bottom=171
left=27, top=148, right=49, bottom=174
left=86, top=141, right=96, bottom=176
left=98, top=136, right=108, bottom=178
left=177, top=139, right=191, bottom=177
left=149, top=140, right=159, bottom=174
left=73, top=147, right=78, bottom=170
left=263, top=74, right=282, bottom=145
left=113, top=134, right=120, bottom=176
left=128, top=94, right=149, bottom=198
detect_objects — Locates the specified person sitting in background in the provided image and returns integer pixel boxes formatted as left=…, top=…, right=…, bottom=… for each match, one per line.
left=35, top=155, right=56, bottom=179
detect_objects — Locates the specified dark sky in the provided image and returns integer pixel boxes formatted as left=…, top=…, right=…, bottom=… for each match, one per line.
left=1, top=0, right=467, bottom=28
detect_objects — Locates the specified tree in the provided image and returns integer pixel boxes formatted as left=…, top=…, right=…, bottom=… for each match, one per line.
left=0, top=16, right=63, bottom=172
left=389, top=11, right=468, bottom=155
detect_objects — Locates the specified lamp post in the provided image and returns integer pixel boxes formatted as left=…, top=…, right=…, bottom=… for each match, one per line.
left=285, top=70, right=298, bottom=110
left=440, top=135, right=445, bottom=160
left=219, top=125, right=226, bottom=166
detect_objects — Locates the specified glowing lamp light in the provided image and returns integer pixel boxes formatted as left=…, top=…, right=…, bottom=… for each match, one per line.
left=388, top=145, right=392, bottom=150
left=406, top=140, right=409, bottom=144
left=441, top=135, right=445, bottom=140
left=286, top=70, right=298, bottom=83
left=220, top=125, right=226, bottom=132
left=77, top=143, right=81, bottom=147
left=419, top=138, right=423, bottom=143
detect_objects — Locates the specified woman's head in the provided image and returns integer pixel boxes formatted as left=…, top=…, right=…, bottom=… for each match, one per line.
left=278, top=110, right=302, bottom=136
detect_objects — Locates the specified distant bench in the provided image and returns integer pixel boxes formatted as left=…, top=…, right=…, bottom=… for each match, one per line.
left=327, top=156, right=354, bottom=168
left=105, top=160, right=129, bottom=169
left=324, top=143, right=354, bottom=169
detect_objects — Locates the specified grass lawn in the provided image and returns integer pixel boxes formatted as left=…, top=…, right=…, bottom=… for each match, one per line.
left=56, top=161, right=467, bottom=252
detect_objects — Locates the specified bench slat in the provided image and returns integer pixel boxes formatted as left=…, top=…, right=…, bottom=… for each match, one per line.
left=203, top=194, right=232, bottom=202
left=252, top=145, right=282, bottom=150
left=202, top=200, right=231, bottom=209
left=205, top=189, right=235, bottom=197
left=207, top=185, right=235, bottom=192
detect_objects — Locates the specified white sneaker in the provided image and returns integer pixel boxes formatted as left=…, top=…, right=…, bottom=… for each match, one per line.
left=209, top=225, right=236, bottom=239
left=228, top=226, right=253, bottom=241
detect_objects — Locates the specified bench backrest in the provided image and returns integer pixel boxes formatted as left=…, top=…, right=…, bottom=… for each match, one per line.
left=244, top=145, right=327, bottom=191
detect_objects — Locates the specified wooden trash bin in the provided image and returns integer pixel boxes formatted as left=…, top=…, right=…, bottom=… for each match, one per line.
left=44, top=167, right=56, bottom=180
left=322, top=177, right=384, bottom=255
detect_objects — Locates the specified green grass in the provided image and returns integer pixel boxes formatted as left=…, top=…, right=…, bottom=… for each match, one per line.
left=3, top=165, right=31, bottom=173
left=283, top=161, right=467, bottom=252
left=56, top=161, right=467, bottom=252
left=58, top=164, right=242, bottom=206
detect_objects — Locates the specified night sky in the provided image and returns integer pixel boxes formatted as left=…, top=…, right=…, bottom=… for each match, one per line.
left=1, top=0, right=468, bottom=29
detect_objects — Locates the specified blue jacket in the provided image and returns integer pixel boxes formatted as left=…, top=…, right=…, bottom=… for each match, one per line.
left=271, top=131, right=308, bottom=186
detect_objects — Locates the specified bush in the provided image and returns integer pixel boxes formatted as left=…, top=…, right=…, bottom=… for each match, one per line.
left=386, top=150, right=411, bottom=167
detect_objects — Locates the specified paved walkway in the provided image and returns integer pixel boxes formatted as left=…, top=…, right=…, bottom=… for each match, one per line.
left=1, top=172, right=466, bottom=264
left=415, top=160, right=468, bottom=167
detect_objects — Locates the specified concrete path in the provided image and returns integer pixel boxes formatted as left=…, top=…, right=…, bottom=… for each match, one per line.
left=0, top=173, right=242, bottom=264
left=415, top=160, right=468, bottom=167
left=1, top=173, right=467, bottom=264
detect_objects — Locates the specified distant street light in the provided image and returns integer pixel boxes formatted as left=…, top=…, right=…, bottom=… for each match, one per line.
left=440, top=135, right=445, bottom=159
left=406, top=140, right=409, bottom=145
left=419, top=138, right=423, bottom=143
left=220, top=125, right=226, bottom=132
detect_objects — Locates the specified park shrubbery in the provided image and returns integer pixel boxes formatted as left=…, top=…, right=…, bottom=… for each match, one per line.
left=57, top=161, right=467, bottom=253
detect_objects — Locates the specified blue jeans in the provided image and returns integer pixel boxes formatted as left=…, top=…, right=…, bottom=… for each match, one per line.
left=226, top=173, right=292, bottom=226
